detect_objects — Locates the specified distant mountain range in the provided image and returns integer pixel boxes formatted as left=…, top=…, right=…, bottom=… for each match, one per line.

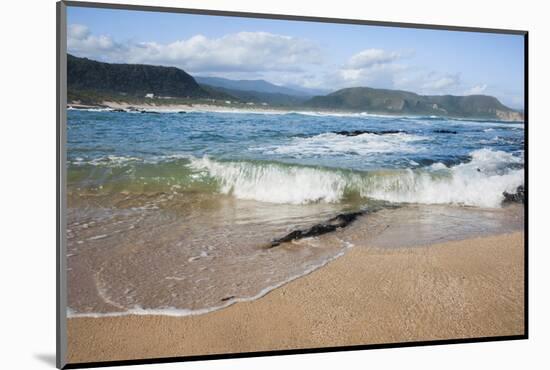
left=199, top=84, right=310, bottom=106
left=67, top=54, right=523, bottom=121
left=195, top=76, right=323, bottom=97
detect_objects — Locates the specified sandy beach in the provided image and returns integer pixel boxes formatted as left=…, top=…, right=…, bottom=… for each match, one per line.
left=67, top=231, right=524, bottom=364
left=68, top=100, right=402, bottom=117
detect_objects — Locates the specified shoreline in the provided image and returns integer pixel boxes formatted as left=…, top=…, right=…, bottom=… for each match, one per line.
left=67, top=231, right=525, bottom=364
left=66, top=101, right=525, bottom=122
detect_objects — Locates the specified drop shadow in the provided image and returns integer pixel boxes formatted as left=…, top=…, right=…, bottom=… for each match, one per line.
left=34, top=353, right=57, bottom=367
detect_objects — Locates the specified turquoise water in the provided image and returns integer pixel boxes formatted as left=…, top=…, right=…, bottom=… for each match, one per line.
left=68, top=109, right=524, bottom=208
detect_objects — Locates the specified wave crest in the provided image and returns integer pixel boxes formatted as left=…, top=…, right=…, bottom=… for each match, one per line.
left=190, top=149, right=523, bottom=208
left=190, top=157, right=348, bottom=204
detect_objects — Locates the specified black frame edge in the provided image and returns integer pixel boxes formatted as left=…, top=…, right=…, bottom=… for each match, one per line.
left=523, top=32, right=529, bottom=339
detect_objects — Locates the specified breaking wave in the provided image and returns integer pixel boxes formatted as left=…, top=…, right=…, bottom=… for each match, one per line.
left=189, top=148, right=523, bottom=208
left=70, top=149, right=523, bottom=209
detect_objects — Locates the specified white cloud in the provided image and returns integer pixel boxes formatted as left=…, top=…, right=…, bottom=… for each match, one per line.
left=68, top=24, right=90, bottom=40
left=392, top=71, right=462, bottom=95
left=68, top=24, right=119, bottom=56
left=347, top=49, right=401, bottom=69
left=129, top=32, right=321, bottom=72
left=311, top=48, right=409, bottom=90
left=67, top=24, right=322, bottom=74
left=421, top=73, right=461, bottom=92
left=464, top=84, right=488, bottom=95
left=331, top=49, right=466, bottom=96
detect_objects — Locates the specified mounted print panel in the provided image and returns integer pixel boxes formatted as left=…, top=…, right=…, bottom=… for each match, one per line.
left=57, top=1, right=527, bottom=368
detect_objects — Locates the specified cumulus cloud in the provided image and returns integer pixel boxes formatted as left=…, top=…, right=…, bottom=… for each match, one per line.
left=67, top=24, right=322, bottom=74
left=392, top=70, right=462, bottom=95
left=329, top=49, right=467, bottom=96
left=346, top=49, right=401, bottom=69
left=314, top=48, right=409, bottom=89
left=68, top=24, right=120, bottom=56
left=68, top=24, right=90, bottom=40
left=464, top=84, right=488, bottom=95
left=420, top=73, right=461, bottom=92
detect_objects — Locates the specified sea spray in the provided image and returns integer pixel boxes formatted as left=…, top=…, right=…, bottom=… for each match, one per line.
left=189, top=148, right=523, bottom=208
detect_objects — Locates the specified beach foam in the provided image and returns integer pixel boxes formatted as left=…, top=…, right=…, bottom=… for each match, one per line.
left=67, top=242, right=352, bottom=318
left=189, top=156, right=348, bottom=204
left=190, top=149, right=523, bottom=208
left=255, top=132, right=427, bottom=157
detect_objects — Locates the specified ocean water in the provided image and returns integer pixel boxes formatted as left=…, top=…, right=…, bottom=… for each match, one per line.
left=66, top=109, right=525, bottom=316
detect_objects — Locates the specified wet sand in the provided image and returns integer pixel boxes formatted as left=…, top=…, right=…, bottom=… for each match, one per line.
left=67, top=231, right=525, bottom=365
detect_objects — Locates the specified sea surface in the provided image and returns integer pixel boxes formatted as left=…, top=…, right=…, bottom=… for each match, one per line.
left=66, top=109, right=525, bottom=316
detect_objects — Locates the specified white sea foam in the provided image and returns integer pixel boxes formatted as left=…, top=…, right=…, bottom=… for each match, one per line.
left=358, top=149, right=523, bottom=208
left=429, top=162, right=448, bottom=171
left=67, top=241, right=352, bottom=318
left=190, top=156, right=348, bottom=204
left=189, top=148, right=523, bottom=208
left=78, top=155, right=143, bottom=166
left=68, top=107, right=116, bottom=112
left=255, top=132, right=427, bottom=157
left=186, top=109, right=398, bottom=118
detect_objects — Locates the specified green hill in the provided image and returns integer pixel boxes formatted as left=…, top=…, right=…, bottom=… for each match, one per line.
left=67, top=54, right=210, bottom=99
left=306, top=87, right=523, bottom=121
left=66, top=55, right=523, bottom=121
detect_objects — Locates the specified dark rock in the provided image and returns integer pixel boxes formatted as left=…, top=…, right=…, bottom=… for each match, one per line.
left=433, top=129, right=458, bottom=134
left=502, top=185, right=524, bottom=203
left=177, top=111, right=187, bottom=114
left=333, top=130, right=402, bottom=136
left=221, top=296, right=235, bottom=302
left=268, top=211, right=366, bottom=248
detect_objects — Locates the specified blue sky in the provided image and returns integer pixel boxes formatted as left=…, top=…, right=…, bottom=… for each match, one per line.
left=67, top=6, right=525, bottom=108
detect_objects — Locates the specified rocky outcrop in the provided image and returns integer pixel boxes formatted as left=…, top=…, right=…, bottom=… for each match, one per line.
left=268, top=211, right=366, bottom=248
left=496, top=110, right=524, bottom=122
left=503, top=185, right=525, bottom=204
left=332, top=130, right=403, bottom=136
left=433, top=129, right=458, bottom=134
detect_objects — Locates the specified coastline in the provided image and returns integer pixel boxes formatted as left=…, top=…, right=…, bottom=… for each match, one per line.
left=69, top=100, right=397, bottom=117
left=67, top=231, right=525, bottom=364
left=66, top=101, right=525, bottom=122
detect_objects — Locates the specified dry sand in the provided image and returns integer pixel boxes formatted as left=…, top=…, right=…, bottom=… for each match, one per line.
left=67, top=232, right=525, bottom=364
